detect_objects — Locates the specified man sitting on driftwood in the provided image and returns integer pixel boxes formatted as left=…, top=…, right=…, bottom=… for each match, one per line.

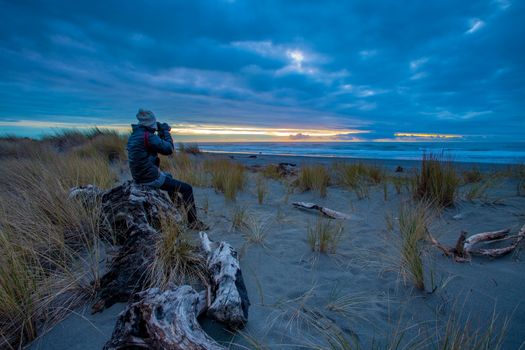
left=127, top=108, right=208, bottom=230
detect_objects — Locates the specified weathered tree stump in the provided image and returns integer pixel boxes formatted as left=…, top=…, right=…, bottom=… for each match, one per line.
left=69, top=181, right=250, bottom=348
left=429, top=224, right=525, bottom=262
left=71, top=181, right=182, bottom=312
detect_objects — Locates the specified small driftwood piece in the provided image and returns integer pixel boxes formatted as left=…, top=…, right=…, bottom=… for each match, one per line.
left=199, top=232, right=250, bottom=329
left=292, top=201, right=352, bottom=220
left=429, top=224, right=525, bottom=262
left=103, top=286, right=224, bottom=350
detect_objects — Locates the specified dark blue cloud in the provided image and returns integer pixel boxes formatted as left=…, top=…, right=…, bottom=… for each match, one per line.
left=0, top=0, right=524, bottom=140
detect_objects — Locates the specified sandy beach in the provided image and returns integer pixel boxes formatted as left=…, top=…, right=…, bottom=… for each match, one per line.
left=26, top=151, right=525, bottom=349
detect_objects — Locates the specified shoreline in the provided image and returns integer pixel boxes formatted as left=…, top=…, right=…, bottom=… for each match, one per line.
left=200, top=150, right=515, bottom=171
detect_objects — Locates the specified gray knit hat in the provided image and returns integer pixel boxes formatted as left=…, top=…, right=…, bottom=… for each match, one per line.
left=136, top=109, right=157, bottom=129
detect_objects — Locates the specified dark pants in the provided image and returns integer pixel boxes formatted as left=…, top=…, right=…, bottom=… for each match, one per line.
left=160, top=175, right=197, bottom=223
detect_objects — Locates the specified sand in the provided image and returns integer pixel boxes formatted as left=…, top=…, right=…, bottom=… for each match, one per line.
left=29, top=153, right=525, bottom=349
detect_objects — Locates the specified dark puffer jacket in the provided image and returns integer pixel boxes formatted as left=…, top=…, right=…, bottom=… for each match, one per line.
left=127, top=124, right=174, bottom=183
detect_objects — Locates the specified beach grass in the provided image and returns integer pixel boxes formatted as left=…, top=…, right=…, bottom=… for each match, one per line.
left=262, top=164, right=283, bottom=180
left=433, top=307, right=509, bottom=350
left=398, top=201, right=431, bottom=290
left=464, top=178, right=495, bottom=202
left=256, top=175, right=268, bottom=204
left=307, top=218, right=344, bottom=254
left=414, top=153, right=460, bottom=207
left=74, top=131, right=128, bottom=162
left=150, top=215, right=207, bottom=289
left=462, top=166, right=483, bottom=184
left=177, top=142, right=201, bottom=155
left=333, top=162, right=385, bottom=199
left=0, top=134, right=120, bottom=348
left=205, top=158, right=246, bottom=201
left=241, top=213, right=270, bottom=245
left=297, top=164, right=330, bottom=197
left=231, top=205, right=248, bottom=231
left=162, top=152, right=208, bottom=187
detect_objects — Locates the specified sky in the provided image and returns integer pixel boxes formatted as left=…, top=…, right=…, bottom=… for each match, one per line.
left=0, top=0, right=524, bottom=142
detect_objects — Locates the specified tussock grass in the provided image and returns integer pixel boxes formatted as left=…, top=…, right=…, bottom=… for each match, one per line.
left=432, top=305, right=510, bottom=350
left=464, top=179, right=495, bottom=202
left=397, top=201, right=431, bottom=290
left=390, top=176, right=410, bottom=195
left=150, top=215, right=207, bottom=289
left=205, top=158, right=246, bottom=201
left=74, top=131, right=128, bottom=162
left=241, top=213, right=270, bottom=245
left=385, top=211, right=396, bottom=232
left=307, top=218, right=344, bottom=254
left=462, top=166, right=483, bottom=184
left=231, top=205, right=248, bottom=231
left=414, top=153, right=460, bottom=207
left=0, top=138, right=118, bottom=348
left=261, top=164, right=283, bottom=180
left=0, top=137, right=54, bottom=159
left=333, top=162, right=384, bottom=199
left=297, top=164, right=330, bottom=197
left=162, top=152, right=207, bottom=187
left=256, top=175, right=268, bottom=204
left=177, top=142, right=201, bottom=155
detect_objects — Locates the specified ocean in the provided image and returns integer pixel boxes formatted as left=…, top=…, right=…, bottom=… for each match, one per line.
left=198, top=142, right=525, bottom=164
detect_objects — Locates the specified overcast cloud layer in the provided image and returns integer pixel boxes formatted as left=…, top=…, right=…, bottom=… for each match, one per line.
left=0, top=0, right=524, bottom=140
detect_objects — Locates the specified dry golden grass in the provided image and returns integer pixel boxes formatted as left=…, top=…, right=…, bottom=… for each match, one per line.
left=414, top=153, right=460, bottom=208
left=205, top=158, right=246, bottom=201
left=177, top=142, right=202, bottom=155
left=397, top=201, right=431, bottom=290
left=74, top=131, right=128, bottom=162
left=150, top=215, right=207, bottom=289
left=297, top=164, right=330, bottom=197
left=333, top=162, right=384, bottom=199
left=231, top=205, right=248, bottom=231
left=307, top=218, right=344, bottom=254
left=462, top=166, right=483, bottom=184
left=162, top=152, right=208, bottom=187
left=261, top=164, right=283, bottom=180
left=256, top=175, right=268, bottom=204
left=0, top=133, right=119, bottom=348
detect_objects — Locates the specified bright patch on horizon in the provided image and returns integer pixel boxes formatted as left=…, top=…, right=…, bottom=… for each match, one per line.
left=395, top=132, right=463, bottom=139
left=171, top=124, right=365, bottom=139
left=0, top=120, right=368, bottom=142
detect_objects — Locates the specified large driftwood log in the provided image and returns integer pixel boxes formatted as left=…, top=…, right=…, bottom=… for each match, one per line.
left=103, top=286, right=224, bottom=350
left=70, top=182, right=250, bottom=347
left=292, top=201, right=353, bottom=220
left=429, top=224, right=525, bottom=262
left=71, top=181, right=182, bottom=312
left=199, top=232, right=250, bottom=329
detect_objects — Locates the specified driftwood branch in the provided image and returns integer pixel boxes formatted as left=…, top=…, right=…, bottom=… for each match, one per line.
left=103, top=286, right=224, bottom=350
left=199, top=232, right=250, bottom=329
left=292, top=201, right=353, bottom=220
left=429, top=224, right=525, bottom=262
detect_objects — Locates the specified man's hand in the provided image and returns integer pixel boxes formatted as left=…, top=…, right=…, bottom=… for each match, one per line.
left=156, top=122, right=171, bottom=139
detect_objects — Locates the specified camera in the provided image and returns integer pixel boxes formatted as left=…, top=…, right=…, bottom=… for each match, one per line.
left=156, top=122, right=171, bottom=131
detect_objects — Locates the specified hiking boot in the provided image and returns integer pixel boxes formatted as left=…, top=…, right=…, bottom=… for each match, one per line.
left=188, top=220, right=209, bottom=231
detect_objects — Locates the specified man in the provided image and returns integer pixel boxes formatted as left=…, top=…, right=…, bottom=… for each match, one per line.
left=127, top=109, right=208, bottom=230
